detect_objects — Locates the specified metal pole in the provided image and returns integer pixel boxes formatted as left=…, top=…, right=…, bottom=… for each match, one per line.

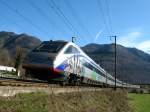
left=110, top=36, right=117, bottom=90
left=114, top=36, right=117, bottom=90
left=72, top=37, right=76, bottom=43
left=106, top=72, right=108, bottom=87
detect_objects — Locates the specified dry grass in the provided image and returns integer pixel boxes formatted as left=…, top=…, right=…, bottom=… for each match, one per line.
left=0, top=88, right=133, bottom=112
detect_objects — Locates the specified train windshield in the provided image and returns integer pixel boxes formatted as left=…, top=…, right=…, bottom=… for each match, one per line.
left=33, top=41, right=67, bottom=53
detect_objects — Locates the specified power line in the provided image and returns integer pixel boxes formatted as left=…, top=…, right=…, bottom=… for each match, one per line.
left=26, top=0, right=59, bottom=35
left=64, top=0, right=92, bottom=40
left=46, top=0, right=74, bottom=34
left=51, top=0, right=78, bottom=34
left=1, top=17, right=19, bottom=30
left=1, top=17, right=27, bottom=32
left=105, top=0, right=113, bottom=35
left=43, top=0, right=69, bottom=37
left=97, top=0, right=112, bottom=36
left=47, top=0, right=82, bottom=39
left=0, top=0, right=49, bottom=36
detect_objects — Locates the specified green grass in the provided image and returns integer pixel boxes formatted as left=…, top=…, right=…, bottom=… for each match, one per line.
left=0, top=92, right=48, bottom=112
left=129, top=93, right=150, bottom=112
left=0, top=90, right=132, bottom=112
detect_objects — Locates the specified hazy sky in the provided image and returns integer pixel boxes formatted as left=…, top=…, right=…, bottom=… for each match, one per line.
left=0, top=0, right=150, bottom=53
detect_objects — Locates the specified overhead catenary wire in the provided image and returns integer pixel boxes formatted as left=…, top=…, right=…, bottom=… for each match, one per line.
left=26, top=0, right=65, bottom=37
left=0, top=0, right=49, bottom=37
left=97, top=0, right=112, bottom=36
left=64, top=0, right=91, bottom=43
left=26, top=0, right=54, bottom=28
left=105, top=0, right=113, bottom=35
left=46, top=0, right=75, bottom=34
left=43, top=0, right=69, bottom=38
left=51, top=0, right=78, bottom=34
left=47, top=0, right=86, bottom=43
left=1, top=17, right=27, bottom=33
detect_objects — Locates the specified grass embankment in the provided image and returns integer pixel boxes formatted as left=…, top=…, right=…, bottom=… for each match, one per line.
left=0, top=89, right=132, bottom=112
left=129, top=93, right=150, bottom=112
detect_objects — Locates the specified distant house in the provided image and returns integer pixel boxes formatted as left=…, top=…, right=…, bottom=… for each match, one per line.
left=0, top=65, right=20, bottom=76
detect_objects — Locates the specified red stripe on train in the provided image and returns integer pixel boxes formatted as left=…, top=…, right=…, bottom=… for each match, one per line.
left=48, top=68, right=64, bottom=73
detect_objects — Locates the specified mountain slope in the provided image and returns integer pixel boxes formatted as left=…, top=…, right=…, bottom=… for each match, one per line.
left=0, top=31, right=41, bottom=66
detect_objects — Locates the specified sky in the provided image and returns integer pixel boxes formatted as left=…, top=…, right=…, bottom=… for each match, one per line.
left=0, top=0, right=150, bottom=54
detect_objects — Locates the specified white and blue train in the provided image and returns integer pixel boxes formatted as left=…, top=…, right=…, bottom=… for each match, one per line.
left=23, top=40, right=139, bottom=88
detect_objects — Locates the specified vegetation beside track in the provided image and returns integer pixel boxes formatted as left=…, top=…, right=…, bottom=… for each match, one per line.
left=129, top=93, right=150, bottom=112
left=0, top=89, right=133, bottom=112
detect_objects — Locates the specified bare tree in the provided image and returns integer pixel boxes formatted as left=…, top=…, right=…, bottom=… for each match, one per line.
left=14, top=46, right=27, bottom=76
left=0, top=48, right=12, bottom=66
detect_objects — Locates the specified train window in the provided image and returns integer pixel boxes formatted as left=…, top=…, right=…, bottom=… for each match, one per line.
left=83, top=60, right=106, bottom=77
left=33, top=41, right=67, bottom=53
left=81, top=58, right=106, bottom=77
left=65, top=45, right=80, bottom=54
left=65, top=46, right=72, bottom=53
left=107, top=77, right=114, bottom=81
left=97, top=69, right=105, bottom=77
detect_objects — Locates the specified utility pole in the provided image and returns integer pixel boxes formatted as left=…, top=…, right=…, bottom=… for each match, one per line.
left=106, top=72, right=108, bottom=87
left=72, top=37, right=76, bottom=43
left=110, top=36, right=117, bottom=90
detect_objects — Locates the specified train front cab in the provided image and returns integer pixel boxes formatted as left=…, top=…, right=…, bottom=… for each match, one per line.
left=23, top=41, right=67, bottom=81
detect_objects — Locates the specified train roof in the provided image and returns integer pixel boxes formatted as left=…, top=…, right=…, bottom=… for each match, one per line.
left=33, top=40, right=68, bottom=53
left=43, top=40, right=68, bottom=44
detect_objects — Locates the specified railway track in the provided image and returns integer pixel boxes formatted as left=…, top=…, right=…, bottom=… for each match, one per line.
left=0, top=77, right=106, bottom=97
left=1, top=77, right=140, bottom=97
left=0, top=77, right=56, bottom=87
left=0, top=77, right=90, bottom=88
left=0, top=76, right=102, bottom=88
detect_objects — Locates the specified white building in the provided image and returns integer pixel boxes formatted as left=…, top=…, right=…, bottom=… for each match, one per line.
left=0, top=65, right=20, bottom=76
left=0, top=65, right=16, bottom=72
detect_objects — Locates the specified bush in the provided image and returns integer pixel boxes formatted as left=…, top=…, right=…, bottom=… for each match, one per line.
left=139, top=89, right=144, bottom=94
left=130, top=89, right=138, bottom=93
